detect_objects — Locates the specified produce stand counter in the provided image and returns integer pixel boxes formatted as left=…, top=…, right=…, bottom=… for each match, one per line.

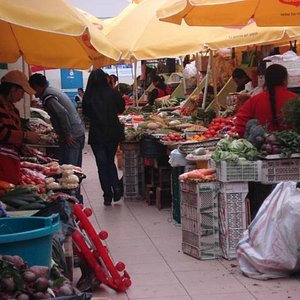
left=26, top=143, right=59, bottom=158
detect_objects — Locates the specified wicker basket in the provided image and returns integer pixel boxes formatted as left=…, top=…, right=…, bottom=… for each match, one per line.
left=178, top=138, right=220, bottom=155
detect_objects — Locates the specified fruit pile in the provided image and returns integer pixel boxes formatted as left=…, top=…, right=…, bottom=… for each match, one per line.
left=161, top=132, right=185, bottom=142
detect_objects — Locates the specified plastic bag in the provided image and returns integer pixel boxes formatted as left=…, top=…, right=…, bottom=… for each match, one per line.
left=237, top=181, right=300, bottom=280
left=182, top=61, right=197, bottom=79
left=168, top=149, right=188, bottom=167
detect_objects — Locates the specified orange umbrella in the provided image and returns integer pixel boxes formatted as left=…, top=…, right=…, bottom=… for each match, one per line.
left=157, top=0, right=300, bottom=27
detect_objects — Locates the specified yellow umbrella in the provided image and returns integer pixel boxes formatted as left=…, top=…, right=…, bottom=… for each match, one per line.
left=101, top=0, right=300, bottom=60
left=157, top=0, right=300, bottom=27
left=101, top=0, right=213, bottom=60
left=0, top=0, right=121, bottom=69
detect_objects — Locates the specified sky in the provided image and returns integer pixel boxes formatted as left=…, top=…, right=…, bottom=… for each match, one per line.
left=68, top=0, right=130, bottom=19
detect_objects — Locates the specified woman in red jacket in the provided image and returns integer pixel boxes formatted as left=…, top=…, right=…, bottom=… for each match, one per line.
left=235, top=64, right=297, bottom=137
left=235, top=64, right=297, bottom=220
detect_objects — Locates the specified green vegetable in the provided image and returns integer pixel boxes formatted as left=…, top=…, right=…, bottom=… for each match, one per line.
left=212, top=137, right=258, bottom=162
left=282, top=97, right=300, bottom=133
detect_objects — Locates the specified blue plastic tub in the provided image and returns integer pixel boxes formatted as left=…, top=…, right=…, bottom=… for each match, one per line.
left=0, top=214, right=60, bottom=266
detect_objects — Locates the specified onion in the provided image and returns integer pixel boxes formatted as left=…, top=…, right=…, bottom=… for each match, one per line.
left=265, top=134, right=277, bottom=144
left=16, top=293, right=30, bottom=300
left=22, top=270, right=36, bottom=283
left=34, top=277, right=49, bottom=292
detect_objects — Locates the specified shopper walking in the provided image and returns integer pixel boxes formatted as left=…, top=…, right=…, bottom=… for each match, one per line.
left=0, top=70, right=41, bottom=184
left=29, top=73, right=85, bottom=168
left=82, top=69, right=125, bottom=206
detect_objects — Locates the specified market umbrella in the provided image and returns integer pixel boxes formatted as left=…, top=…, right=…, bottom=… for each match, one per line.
left=0, top=0, right=121, bottom=70
left=157, top=0, right=300, bottom=27
left=102, top=0, right=300, bottom=60
left=101, top=0, right=213, bottom=60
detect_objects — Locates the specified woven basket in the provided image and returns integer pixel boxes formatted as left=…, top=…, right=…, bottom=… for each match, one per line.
left=178, top=138, right=220, bottom=155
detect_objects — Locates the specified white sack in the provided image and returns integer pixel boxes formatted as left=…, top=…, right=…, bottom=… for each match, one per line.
left=237, top=181, right=300, bottom=280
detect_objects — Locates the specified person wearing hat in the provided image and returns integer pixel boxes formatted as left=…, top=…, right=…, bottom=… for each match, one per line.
left=0, top=70, right=42, bottom=184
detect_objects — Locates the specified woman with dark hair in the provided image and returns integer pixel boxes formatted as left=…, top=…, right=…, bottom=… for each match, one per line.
left=82, top=69, right=125, bottom=206
left=0, top=70, right=41, bottom=184
left=148, top=75, right=171, bottom=106
left=235, top=64, right=297, bottom=220
left=235, top=64, right=297, bottom=137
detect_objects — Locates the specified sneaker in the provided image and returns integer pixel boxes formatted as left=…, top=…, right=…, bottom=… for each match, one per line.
left=104, top=200, right=112, bottom=206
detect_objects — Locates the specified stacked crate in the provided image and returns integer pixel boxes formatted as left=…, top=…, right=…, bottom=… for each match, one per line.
left=219, top=182, right=248, bottom=260
left=261, top=158, right=300, bottom=183
left=214, top=160, right=260, bottom=260
left=121, top=142, right=144, bottom=200
left=180, top=181, right=220, bottom=260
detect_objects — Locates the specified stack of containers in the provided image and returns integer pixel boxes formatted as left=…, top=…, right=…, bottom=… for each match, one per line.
left=180, top=181, right=220, bottom=260
left=216, top=160, right=261, bottom=259
left=120, top=142, right=144, bottom=200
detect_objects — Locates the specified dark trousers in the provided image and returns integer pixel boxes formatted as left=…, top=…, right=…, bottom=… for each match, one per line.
left=91, top=142, right=121, bottom=201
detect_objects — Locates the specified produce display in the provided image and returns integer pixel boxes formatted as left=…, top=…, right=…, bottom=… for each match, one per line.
left=179, top=168, right=217, bottom=182
left=0, top=255, right=78, bottom=299
left=0, top=187, right=47, bottom=211
left=212, top=137, right=258, bottom=162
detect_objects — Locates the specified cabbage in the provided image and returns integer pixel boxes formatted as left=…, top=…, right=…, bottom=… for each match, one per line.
left=212, top=137, right=258, bottom=161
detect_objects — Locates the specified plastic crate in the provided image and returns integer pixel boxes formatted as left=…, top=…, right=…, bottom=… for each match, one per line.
left=180, top=182, right=220, bottom=260
left=141, top=138, right=166, bottom=159
left=0, top=214, right=60, bottom=267
left=219, top=182, right=248, bottom=260
left=261, top=158, right=300, bottom=184
left=120, top=141, right=140, bottom=151
left=214, top=160, right=262, bottom=182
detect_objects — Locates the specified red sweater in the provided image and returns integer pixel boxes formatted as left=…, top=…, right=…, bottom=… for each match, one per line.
left=235, top=86, right=296, bottom=137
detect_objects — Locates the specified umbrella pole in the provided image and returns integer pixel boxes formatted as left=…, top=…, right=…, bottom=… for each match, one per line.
left=133, top=60, right=138, bottom=107
left=202, top=52, right=212, bottom=109
left=210, top=50, right=220, bottom=116
left=115, top=64, right=120, bottom=92
left=179, top=56, right=187, bottom=95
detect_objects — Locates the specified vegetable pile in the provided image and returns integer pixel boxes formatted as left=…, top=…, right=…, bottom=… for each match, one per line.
left=212, top=137, right=258, bottom=162
left=179, top=168, right=216, bottom=182
left=0, top=255, right=76, bottom=299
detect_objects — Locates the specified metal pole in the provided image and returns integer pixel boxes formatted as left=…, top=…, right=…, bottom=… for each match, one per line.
left=202, top=52, right=212, bottom=109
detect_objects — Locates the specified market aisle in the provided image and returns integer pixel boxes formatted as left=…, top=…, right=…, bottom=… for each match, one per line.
left=79, top=143, right=300, bottom=300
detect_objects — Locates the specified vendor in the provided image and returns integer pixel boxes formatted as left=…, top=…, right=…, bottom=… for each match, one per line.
left=235, top=64, right=297, bottom=220
left=235, top=64, right=297, bottom=137
left=148, top=75, right=171, bottom=106
left=232, top=68, right=251, bottom=93
left=0, top=70, right=42, bottom=184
